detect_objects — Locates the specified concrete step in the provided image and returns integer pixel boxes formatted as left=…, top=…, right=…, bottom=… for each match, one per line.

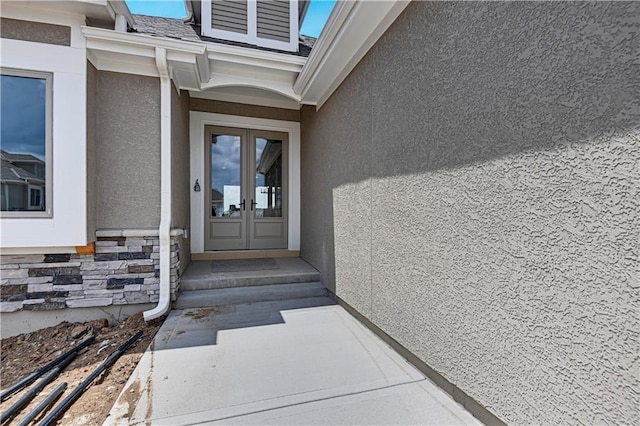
left=180, top=258, right=321, bottom=291
left=174, top=282, right=328, bottom=310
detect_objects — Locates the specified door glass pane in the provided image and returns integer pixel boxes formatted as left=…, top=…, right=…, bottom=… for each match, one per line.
left=255, top=138, right=282, bottom=218
left=211, top=134, right=241, bottom=218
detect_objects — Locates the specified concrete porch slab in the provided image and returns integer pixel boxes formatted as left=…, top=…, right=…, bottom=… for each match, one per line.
left=174, top=282, right=328, bottom=309
left=180, top=257, right=321, bottom=290
left=106, top=298, right=481, bottom=425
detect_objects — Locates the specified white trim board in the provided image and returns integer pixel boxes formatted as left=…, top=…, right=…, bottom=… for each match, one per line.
left=0, top=3, right=88, bottom=48
left=295, top=0, right=410, bottom=109
left=189, top=111, right=301, bottom=253
left=0, top=37, right=88, bottom=248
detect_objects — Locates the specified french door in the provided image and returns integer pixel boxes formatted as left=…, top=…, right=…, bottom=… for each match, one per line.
left=204, top=125, right=288, bottom=251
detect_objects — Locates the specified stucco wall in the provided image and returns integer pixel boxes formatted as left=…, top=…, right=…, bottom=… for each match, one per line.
left=86, top=61, right=98, bottom=241
left=96, top=71, right=160, bottom=229
left=172, top=88, right=191, bottom=273
left=300, top=1, right=639, bottom=424
left=0, top=17, right=70, bottom=46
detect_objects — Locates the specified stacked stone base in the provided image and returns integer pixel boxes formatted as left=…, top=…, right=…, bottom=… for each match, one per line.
left=0, top=229, right=183, bottom=313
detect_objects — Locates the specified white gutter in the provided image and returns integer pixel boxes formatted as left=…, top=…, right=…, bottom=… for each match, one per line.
left=144, top=47, right=172, bottom=321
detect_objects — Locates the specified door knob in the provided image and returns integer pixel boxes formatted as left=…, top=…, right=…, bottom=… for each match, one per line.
left=251, top=199, right=258, bottom=211
left=239, top=199, right=246, bottom=211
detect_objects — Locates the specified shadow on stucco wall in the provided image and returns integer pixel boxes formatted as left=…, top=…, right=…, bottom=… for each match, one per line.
left=300, top=1, right=639, bottom=425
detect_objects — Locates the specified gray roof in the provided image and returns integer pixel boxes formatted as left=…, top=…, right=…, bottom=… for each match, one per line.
left=1, top=159, right=43, bottom=184
left=0, top=150, right=43, bottom=164
left=131, top=15, right=315, bottom=57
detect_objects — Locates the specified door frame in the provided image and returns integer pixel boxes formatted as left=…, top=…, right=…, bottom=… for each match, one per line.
left=190, top=111, right=300, bottom=253
left=203, top=126, right=289, bottom=251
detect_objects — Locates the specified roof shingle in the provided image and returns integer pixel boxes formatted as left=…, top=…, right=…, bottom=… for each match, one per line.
left=131, top=14, right=315, bottom=57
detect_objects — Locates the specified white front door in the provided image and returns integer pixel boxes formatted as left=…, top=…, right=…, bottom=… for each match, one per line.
left=204, top=125, right=288, bottom=251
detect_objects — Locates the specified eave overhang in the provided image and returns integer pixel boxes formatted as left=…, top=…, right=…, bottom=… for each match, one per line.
left=82, top=27, right=306, bottom=105
left=83, top=0, right=410, bottom=110
left=294, top=0, right=410, bottom=109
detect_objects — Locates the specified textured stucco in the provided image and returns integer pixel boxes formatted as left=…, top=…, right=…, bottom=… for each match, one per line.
left=0, top=18, right=70, bottom=46
left=300, top=1, right=640, bottom=424
left=96, top=71, right=160, bottom=229
left=172, top=88, right=191, bottom=273
left=86, top=61, right=98, bottom=241
left=189, top=98, right=300, bottom=122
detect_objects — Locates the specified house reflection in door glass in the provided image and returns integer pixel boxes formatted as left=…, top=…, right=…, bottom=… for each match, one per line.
left=211, top=134, right=241, bottom=217
left=255, top=138, right=282, bottom=218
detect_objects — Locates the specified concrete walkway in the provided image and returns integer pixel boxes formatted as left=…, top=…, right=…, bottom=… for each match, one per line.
left=106, top=297, right=481, bottom=425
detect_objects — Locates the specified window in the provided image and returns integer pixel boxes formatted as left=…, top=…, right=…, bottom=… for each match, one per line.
left=28, top=185, right=43, bottom=210
left=202, top=0, right=299, bottom=52
left=0, top=68, right=52, bottom=217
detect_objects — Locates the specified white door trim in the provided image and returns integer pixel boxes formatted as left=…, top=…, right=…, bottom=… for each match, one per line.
left=190, top=111, right=300, bottom=254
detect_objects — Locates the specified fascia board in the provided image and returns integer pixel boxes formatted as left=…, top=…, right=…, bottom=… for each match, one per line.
left=294, top=0, right=410, bottom=109
left=82, top=27, right=304, bottom=74
left=82, top=27, right=207, bottom=54
left=85, top=37, right=156, bottom=59
left=294, top=0, right=355, bottom=92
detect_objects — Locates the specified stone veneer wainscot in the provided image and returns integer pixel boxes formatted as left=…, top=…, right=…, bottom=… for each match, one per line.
left=0, top=229, right=183, bottom=312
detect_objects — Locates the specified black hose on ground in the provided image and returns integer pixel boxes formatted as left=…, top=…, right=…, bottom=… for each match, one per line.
left=1, top=353, right=76, bottom=424
left=17, top=383, right=67, bottom=426
left=0, top=336, right=95, bottom=402
left=38, top=331, right=144, bottom=426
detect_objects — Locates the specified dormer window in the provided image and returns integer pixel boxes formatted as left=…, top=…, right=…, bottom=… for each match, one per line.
left=202, top=0, right=299, bottom=52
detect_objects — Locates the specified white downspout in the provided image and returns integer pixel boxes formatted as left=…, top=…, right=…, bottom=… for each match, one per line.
left=144, top=47, right=172, bottom=321
left=114, top=14, right=127, bottom=32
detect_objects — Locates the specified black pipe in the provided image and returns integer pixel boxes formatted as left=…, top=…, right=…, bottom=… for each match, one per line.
left=38, top=331, right=143, bottom=426
left=17, top=382, right=67, bottom=426
left=0, top=336, right=95, bottom=402
left=1, top=352, right=76, bottom=424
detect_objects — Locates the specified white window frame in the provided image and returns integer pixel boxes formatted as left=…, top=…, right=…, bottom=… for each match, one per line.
left=0, top=68, right=53, bottom=218
left=202, top=0, right=299, bottom=52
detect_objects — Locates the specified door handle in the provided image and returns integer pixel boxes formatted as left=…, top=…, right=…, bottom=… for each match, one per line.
left=251, top=199, right=258, bottom=211
left=240, top=199, right=246, bottom=211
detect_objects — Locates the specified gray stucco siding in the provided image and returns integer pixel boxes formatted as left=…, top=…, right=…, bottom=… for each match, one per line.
left=171, top=88, right=191, bottom=273
left=300, top=1, right=639, bottom=424
left=96, top=71, right=161, bottom=229
left=0, top=18, right=71, bottom=46
left=86, top=62, right=98, bottom=241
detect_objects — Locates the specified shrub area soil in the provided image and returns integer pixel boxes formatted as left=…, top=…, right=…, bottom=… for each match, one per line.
left=0, top=313, right=162, bottom=425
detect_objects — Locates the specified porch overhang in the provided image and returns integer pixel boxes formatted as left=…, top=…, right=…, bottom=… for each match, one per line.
left=82, top=27, right=306, bottom=108
left=83, top=0, right=412, bottom=110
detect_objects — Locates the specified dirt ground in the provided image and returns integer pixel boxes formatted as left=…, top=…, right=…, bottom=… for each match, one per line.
left=0, top=313, right=162, bottom=425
